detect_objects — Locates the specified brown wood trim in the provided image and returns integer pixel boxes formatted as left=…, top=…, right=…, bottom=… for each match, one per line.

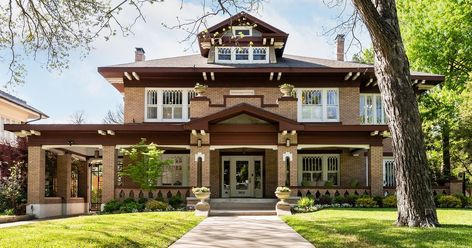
left=219, top=152, right=266, bottom=156
left=298, top=149, right=343, bottom=154
left=4, top=123, right=186, bottom=132
left=292, top=186, right=370, bottom=190
left=383, top=152, right=393, bottom=156
left=210, top=124, right=277, bottom=133
left=277, top=97, right=297, bottom=101
left=302, top=124, right=389, bottom=132
left=207, top=95, right=278, bottom=108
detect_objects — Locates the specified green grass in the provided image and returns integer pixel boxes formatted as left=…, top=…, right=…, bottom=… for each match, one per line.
left=283, top=208, right=472, bottom=248
left=0, top=212, right=203, bottom=248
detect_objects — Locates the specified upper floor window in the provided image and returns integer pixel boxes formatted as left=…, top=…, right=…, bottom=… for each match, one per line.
left=215, top=47, right=269, bottom=64
left=360, top=94, right=386, bottom=124
left=296, top=88, right=339, bottom=122
left=232, top=26, right=252, bottom=36
left=145, top=88, right=195, bottom=122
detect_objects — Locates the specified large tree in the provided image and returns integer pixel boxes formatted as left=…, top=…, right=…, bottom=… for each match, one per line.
left=352, top=0, right=438, bottom=227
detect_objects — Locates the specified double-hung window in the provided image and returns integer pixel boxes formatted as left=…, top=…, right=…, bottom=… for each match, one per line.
left=298, top=154, right=340, bottom=186
left=296, top=88, right=339, bottom=122
left=383, top=157, right=395, bottom=187
left=145, top=88, right=194, bottom=122
left=360, top=94, right=386, bottom=124
left=215, top=47, right=269, bottom=63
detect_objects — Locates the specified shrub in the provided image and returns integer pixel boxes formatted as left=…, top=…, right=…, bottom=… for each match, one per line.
left=453, top=194, right=468, bottom=208
left=119, top=201, right=142, bottom=213
left=382, top=195, right=397, bottom=208
left=297, top=197, right=315, bottom=209
left=103, top=200, right=122, bottom=213
left=438, top=195, right=462, bottom=208
left=168, top=195, right=184, bottom=208
left=319, top=195, right=333, bottom=205
left=373, top=196, right=384, bottom=207
left=344, top=195, right=359, bottom=206
left=3, top=209, right=15, bottom=215
left=145, top=200, right=168, bottom=211
left=467, top=197, right=472, bottom=208
left=355, top=196, right=377, bottom=208
left=137, top=198, right=148, bottom=205
left=334, top=195, right=345, bottom=205
left=123, top=198, right=136, bottom=204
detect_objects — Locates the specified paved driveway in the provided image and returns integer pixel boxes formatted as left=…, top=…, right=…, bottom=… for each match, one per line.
left=170, top=216, right=314, bottom=248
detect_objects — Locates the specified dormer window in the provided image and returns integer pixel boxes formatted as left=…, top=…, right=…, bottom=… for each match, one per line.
left=215, top=47, right=269, bottom=64
left=232, top=26, right=252, bottom=36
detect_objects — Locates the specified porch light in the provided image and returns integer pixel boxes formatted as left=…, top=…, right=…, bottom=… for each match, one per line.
left=285, top=138, right=290, bottom=147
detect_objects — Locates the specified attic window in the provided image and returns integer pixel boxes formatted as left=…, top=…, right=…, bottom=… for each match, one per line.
left=232, top=26, right=252, bottom=36
left=215, top=47, right=269, bottom=64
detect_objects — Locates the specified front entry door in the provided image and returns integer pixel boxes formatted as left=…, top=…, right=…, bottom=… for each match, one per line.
left=222, top=156, right=263, bottom=198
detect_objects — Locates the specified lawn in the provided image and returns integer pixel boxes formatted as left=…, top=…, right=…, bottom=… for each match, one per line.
left=283, top=208, right=472, bottom=248
left=0, top=212, right=203, bottom=248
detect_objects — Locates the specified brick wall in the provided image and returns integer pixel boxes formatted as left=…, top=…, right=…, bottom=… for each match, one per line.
left=369, top=146, right=383, bottom=196
left=27, top=146, right=45, bottom=204
left=264, top=149, right=277, bottom=198
left=209, top=150, right=220, bottom=197
left=56, top=154, right=72, bottom=200
left=340, top=149, right=367, bottom=187
left=124, top=87, right=144, bottom=123
left=340, top=87, right=360, bottom=124
left=102, top=146, right=117, bottom=204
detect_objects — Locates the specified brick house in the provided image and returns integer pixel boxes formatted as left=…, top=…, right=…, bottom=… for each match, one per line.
left=5, top=12, right=448, bottom=218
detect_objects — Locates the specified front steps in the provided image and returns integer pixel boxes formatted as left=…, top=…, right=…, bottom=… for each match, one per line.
left=209, top=198, right=278, bottom=216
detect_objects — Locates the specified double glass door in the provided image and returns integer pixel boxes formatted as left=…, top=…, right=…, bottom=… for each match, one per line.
left=222, top=156, right=263, bottom=198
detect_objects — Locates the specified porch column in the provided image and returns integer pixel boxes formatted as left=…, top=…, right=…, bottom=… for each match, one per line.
left=56, top=153, right=72, bottom=202
left=277, top=132, right=298, bottom=188
left=189, top=133, right=211, bottom=187
left=102, top=146, right=117, bottom=205
left=27, top=146, right=46, bottom=206
left=369, top=146, right=383, bottom=196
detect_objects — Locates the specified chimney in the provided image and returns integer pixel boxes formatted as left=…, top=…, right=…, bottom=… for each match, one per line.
left=135, top=47, right=145, bottom=62
left=335, top=34, right=345, bottom=61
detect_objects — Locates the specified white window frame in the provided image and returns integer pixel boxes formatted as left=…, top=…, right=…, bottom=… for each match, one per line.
left=360, top=93, right=386, bottom=124
left=383, top=157, right=395, bottom=187
left=296, top=88, right=339, bottom=122
left=158, top=154, right=189, bottom=187
left=298, top=154, right=340, bottom=186
left=215, top=47, right=269, bottom=64
left=232, top=26, right=253, bottom=37
left=144, top=88, right=194, bottom=122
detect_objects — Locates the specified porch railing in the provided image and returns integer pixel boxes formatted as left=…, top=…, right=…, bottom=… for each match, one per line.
left=293, top=186, right=371, bottom=198
left=115, top=187, right=192, bottom=202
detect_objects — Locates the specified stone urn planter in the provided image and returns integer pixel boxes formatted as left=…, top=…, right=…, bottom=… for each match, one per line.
left=194, top=83, right=208, bottom=97
left=192, top=187, right=211, bottom=217
left=275, top=186, right=291, bottom=203
left=275, top=186, right=292, bottom=216
left=279, top=83, right=294, bottom=97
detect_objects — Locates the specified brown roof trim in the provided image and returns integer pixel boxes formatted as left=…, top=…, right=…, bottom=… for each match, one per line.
left=302, top=124, right=389, bottom=132
left=185, top=103, right=303, bottom=131
left=206, top=11, right=288, bottom=35
left=4, top=123, right=186, bottom=132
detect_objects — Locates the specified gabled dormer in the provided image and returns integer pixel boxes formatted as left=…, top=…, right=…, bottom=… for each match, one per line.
left=198, top=11, right=289, bottom=64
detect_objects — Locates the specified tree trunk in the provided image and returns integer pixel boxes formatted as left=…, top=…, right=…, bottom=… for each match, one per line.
left=441, top=123, right=451, bottom=179
left=352, top=0, right=439, bottom=227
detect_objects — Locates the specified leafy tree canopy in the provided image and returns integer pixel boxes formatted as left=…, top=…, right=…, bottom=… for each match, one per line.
left=119, top=138, right=173, bottom=190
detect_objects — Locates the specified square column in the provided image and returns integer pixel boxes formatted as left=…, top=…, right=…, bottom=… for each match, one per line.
left=102, top=146, right=117, bottom=204
left=189, top=133, right=210, bottom=187
left=277, top=146, right=298, bottom=188
left=57, top=153, right=72, bottom=200
left=369, top=146, right=384, bottom=196
left=27, top=146, right=45, bottom=205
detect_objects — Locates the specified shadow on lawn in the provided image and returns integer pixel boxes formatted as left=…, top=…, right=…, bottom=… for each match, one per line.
left=286, top=216, right=472, bottom=248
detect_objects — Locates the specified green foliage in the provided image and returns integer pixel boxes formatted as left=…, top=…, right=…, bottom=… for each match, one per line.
left=373, top=196, right=384, bottom=207
left=192, top=187, right=210, bottom=194
left=297, top=197, right=315, bottom=209
left=397, top=0, right=472, bottom=180
left=355, top=196, right=377, bottom=208
left=334, top=195, right=345, bottom=204
left=352, top=47, right=374, bottom=64
left=145, top=200, right=169, bottom=211
left=382, top=195, right=397, bottom=208
left=350, top=179, right=359, bottom=188
left=3, top=209, right=15, bottom=215
left=319, top=195, right=333, bottom=205
left=120, top=139, right=173, bottom=190
left=168, top=195, right=184, bottom=208
left=437, top=195, right=462, bottom=208
left=0, top=162, right=27, bottom=215
left=103, top=200, right=121, bottom=213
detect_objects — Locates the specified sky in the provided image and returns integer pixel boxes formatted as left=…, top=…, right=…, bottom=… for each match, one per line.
left=1, top=0, right=371, bottom=123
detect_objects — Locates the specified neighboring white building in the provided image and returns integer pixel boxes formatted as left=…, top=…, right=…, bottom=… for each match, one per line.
left=0, top=90, right=48, bottom=143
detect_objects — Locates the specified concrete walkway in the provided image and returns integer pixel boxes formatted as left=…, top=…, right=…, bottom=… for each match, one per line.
left=170, top=216, right=314, bottom=248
